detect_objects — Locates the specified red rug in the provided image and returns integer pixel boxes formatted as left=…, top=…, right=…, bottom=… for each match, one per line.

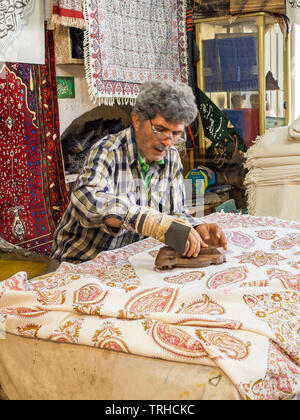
left=0, top=30, right=68, bottom=256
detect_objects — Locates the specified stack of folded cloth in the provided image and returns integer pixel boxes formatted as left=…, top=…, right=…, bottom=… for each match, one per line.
left=244, top=115, right=300, bottom=222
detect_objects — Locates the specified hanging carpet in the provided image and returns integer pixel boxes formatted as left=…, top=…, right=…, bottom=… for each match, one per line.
left=83, top=0, right=188, bottom=105
left=0, top=30, right=68, bottom=256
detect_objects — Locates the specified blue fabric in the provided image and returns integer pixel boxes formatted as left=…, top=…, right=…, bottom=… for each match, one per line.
left=203, top=39, right=220, bottom=92
left=203, top=36, right=258, bottom=92
left=217, top=36, right=258, bottom=91
left=223, top=109, right=245, bottom=141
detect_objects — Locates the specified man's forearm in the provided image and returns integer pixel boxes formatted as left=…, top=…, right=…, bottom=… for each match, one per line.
left=105, top=216, right=123, bottom=228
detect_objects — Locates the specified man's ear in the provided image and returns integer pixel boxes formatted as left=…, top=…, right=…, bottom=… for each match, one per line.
left=132, top=113, right=141, bottom=132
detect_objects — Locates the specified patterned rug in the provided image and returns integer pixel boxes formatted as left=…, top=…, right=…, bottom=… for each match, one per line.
left=0, top=213, right=299, bottom=400
left=0, top=30, right=68, bottom=256
left=83, top=0, right=188, bottom=105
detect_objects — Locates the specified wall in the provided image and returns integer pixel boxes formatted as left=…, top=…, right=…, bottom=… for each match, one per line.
left=56, top=64, right=132, bottom=137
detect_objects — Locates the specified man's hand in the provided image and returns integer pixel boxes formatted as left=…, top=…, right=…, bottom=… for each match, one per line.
left=183, top=223, right=227, bottom=258
left=195, top=223, right=227, bottom=249
left=183, top=227, right=205, bottom=258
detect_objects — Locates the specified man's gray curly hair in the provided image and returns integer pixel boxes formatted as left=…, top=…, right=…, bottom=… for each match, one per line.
left=132, top=80, right=198, bottom=126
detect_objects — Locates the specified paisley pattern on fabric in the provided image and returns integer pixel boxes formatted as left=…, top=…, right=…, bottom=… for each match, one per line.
left=239, top=342, right=300, bottom=400
left=0, top=307, right=48, bottom=318
left=267, top=268, right=300, bottom=291
left=206, top=267, right=248, bottom=289
left=73, top=284, right=108, bottom=315
left=145, top=321, right=208, bottom=359
left=124, top=288, right=178, bottom=314
left=225, top=230, right=255, bottom=249
left=17, top=324, right=41, bottom=339
left=271, top=233, right=300, bottom=250
left=48, top=319, right=84, bottom=344
left=0, top=213, right=299, bottom=400
left=93, top=321, right=130, bottom=352
left=176, top=294, right=225, bottom=315
left=197, top=329, right=251, bottom=360
left=37, top=289, right=66, bottom=306
left=163, top=271, right=205, bottom=284
left=244, top=291, right=300, bottom=363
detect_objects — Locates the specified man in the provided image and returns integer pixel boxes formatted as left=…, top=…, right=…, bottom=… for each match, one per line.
left=51, top=80, right=227, bottom=263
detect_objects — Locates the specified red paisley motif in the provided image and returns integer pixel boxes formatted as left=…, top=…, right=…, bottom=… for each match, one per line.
left=124, top=287, right=178, bottom=313
left=151, top=322, right=208, bottom=359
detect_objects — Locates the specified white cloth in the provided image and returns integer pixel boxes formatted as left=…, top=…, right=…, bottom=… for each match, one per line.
left=245, top=121, right=300, bottom=221
left=288, top=115, right=300, bottom=141
left=0, top=213, right=299, bottom=400
left=286, top=0, right=300, bottom=25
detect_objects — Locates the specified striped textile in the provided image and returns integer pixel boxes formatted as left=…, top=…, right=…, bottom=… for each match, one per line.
left=51, top=127, right=203, bottom=262
left=50, top=0, right=86, bottom=29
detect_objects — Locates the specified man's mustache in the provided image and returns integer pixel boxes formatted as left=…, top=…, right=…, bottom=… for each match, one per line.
left=155, top=144, right=169, bottom=152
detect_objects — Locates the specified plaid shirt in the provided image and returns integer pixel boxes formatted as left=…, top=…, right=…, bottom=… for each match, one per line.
left=51, top=126, right=203, bottom=262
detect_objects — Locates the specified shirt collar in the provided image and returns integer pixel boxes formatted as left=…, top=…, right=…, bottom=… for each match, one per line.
left=138, top=150, right=164, bottom=173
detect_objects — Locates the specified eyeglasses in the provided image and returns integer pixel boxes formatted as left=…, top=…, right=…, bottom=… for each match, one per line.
left=149, top=120, right=184, bottom=144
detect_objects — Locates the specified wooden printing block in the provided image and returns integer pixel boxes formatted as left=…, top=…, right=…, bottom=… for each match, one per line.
left=155, top=246, right=226, bottom=270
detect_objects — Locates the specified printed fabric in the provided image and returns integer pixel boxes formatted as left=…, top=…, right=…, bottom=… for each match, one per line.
left=0, top=213, right=299, bottom=400
left=83, top=0, right=188, bottom=105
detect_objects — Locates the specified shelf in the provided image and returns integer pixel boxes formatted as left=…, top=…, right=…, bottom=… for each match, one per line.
left=55, top=26, right=84, bottom=65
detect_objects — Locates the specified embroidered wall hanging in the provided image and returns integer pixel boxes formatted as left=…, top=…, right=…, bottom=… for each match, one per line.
left=83, top=0, right=188, bottom=105
left=57, top=76, right=75, bottom=98
left=0, top=0, right=45, bottom=64
left=0, top=30, right=68, bottom=256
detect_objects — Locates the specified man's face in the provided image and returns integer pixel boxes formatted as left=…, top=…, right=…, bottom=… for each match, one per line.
left=132, top=113, right=185, bottom=165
